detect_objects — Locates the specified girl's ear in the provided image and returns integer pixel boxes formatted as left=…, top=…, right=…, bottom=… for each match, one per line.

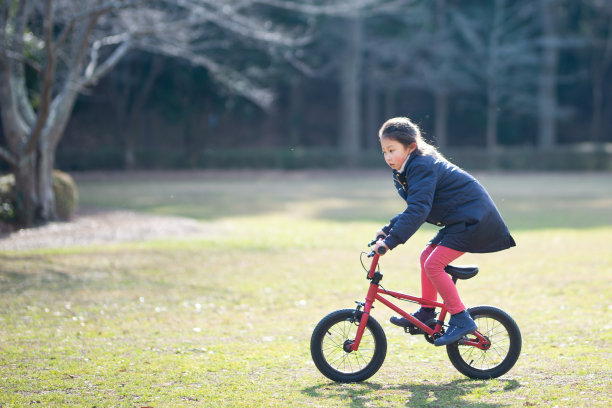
left=408, top=142, right=418, bottom=154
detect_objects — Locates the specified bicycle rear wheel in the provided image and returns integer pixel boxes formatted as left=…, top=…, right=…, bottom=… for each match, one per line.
left=310, top=309, right=387, bottom=383
left=446, top=305, right=521, bottom=379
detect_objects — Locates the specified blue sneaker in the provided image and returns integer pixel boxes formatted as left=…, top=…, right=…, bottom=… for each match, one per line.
left=434, top=310, right=477, bottom=346
left=390, top=307, right=436, bottom=330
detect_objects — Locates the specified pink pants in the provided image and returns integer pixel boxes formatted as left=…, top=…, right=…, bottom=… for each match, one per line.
left=420, top=244, right=466, bottom=315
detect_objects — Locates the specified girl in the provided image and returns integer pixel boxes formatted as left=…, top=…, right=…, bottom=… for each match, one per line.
left=372, top=117, right=515, bottom=346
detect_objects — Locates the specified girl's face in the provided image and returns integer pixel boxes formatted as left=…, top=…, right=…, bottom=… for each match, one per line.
left=381, top=138, right=416, bottom=171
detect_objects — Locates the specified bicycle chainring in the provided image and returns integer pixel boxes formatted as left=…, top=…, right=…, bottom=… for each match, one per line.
left=423, top=319, right=442, bottom=344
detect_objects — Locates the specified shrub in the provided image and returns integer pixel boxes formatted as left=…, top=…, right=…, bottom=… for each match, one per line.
left=0, top=170, right=78, bottom=223
left=0, top=174, right=16, bottom=224
left=52, top=170, right=78, bottom=220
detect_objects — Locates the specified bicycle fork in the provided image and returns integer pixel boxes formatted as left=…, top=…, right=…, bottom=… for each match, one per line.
left=350, top=281, right=379, bottom=351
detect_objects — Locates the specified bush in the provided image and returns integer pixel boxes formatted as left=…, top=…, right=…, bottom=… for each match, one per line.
left=0, top=170, right=78, bottom=223
left=0, top=174, right=16, bottom=224
left=52, top=170, right=78, bottom=220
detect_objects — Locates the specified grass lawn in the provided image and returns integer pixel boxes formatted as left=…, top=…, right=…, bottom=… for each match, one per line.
left=1, top=170, right=611, bottom=407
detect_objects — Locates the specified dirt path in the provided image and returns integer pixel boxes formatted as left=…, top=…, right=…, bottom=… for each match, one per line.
left=0, top=208, right=211, bottom=251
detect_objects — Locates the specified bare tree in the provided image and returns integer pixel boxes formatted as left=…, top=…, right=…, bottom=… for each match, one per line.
left=338, top=10, right=363, bottom=161
left=265, top=0, right=404, bottom=157
left=400, top=0, right=474, bottom=149
left=451, top=0, right=540, bottom=150
left=104, top=52, right=163, bottom=170
left=0, top=0, right=382, bottom=226
left=361, top=1, right=474, bottom=149
left=537, top=0, right=560, bottom=150
left=584, top=0, right=612, bottom=143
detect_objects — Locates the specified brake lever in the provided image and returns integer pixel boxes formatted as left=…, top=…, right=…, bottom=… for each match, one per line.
left=368, top=235, right=387, bottom=247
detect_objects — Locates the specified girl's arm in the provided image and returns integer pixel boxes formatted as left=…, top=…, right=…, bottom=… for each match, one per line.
left=380, top=214, right=400, bottom=236
left=383, top=161, right=436, bottom=250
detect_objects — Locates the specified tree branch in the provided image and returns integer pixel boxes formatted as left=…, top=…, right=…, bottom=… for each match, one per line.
left=173, top=1, right=311, bottom=47
left=139, top=41, right=274, bottom=109
left=451, top=8, right=486, bottom=52
left=0, top=146, right=17, bottom=167
left=252, top=0, right=395, bottom=16
left=81, top=37, right=132, bottom=87
left=4, top=50, right=43, bottom=72
left=54, top=0, right=142, bottom=53
left=0, top=0, right=33, bottom=153
left=22, top=0, right=56, bottom=157
left=131, top=54, right=163, bottom=114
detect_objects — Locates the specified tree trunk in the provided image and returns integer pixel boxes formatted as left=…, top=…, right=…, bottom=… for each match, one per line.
left=12, top=158, right=38, bottom=226
left=434, top=89, right=449, bottom=148
left=486, top=89, right=499, bottom=151
left=289, top=75, right=303, bottom=147
left=36, top=141, right=56, bottom=221
left=590, top=14, right=612, bottom=143
left=434, top=0, right=449, bottom=149
left=537, top=0, right=559, bottom=150
left=365, top=75, right=380, bottom=150
left=384, top=86, right=396, bottom=120
left=11, top=139, right=60, bottom=226
left=338, top=12, right=363, bottom=163
left=485, top=0, right=503, bottom=152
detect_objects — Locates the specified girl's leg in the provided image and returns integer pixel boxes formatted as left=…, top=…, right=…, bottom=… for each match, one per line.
left=423, top=245, right=466, bottom=314
left=420, top=244, right=438, bottom=305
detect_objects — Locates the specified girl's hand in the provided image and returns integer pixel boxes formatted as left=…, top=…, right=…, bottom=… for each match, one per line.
left=373, top=239, right=389, bottom=256
left=375, top=230, right=387, bottom=240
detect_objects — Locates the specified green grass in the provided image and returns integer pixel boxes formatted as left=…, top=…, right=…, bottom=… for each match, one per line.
left=1, top=171, right=611, bottom=407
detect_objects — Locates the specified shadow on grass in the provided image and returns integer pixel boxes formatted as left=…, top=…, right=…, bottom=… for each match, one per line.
left=0, top=253, right=175, bottom=294
left=302, top=378, right=521, bottom=407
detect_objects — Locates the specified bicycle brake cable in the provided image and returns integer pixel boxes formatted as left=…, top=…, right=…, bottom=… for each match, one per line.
left=360, top=252, right=369, bottom=273
left=360, top=251, right=381, bottom=273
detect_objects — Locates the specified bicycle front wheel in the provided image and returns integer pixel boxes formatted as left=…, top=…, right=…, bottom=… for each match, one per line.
left=310, top=309, right=387, bottom=383
left=446, top=305, right=521, bottom=379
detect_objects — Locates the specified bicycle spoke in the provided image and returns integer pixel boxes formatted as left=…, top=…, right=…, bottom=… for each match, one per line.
left=321, top=320, right=376, bottom=374
left=457, top=316, right=513, bottom=371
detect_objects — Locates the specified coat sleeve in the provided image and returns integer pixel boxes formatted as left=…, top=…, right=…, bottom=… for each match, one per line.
left=381, top=214, right=400, bottom=235
left=383, top=160, right=436, bottom=250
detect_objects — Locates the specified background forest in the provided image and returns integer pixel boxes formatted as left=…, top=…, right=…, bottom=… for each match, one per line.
left=3, top=0, right=612, bottom=174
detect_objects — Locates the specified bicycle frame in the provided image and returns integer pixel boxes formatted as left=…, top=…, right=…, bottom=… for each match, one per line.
left=350, top=253, right=490, bottom=351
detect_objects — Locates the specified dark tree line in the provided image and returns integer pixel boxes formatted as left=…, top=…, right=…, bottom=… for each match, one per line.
left=62, top=0, right=612, bottom=163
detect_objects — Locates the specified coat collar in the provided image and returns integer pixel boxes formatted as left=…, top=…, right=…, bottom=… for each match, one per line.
left=397, top=153, right=411, bottom=173
left=393, top=150, right=420, bottom=178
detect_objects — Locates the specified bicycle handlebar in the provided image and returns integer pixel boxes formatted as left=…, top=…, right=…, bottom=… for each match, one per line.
left=368, top=235, right=387, bottom=257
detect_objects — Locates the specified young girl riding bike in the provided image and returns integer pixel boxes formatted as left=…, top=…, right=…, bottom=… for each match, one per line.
left=371, top=117, right=515, bottom=346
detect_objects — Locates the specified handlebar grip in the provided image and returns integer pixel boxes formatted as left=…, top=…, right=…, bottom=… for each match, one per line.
left=377, top=246, right=387, bottom=255
left=369, top=235, right=387, bottom=247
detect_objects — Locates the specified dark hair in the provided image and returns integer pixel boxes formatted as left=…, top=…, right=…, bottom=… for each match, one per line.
left=378, top=117, right=443, bottom=159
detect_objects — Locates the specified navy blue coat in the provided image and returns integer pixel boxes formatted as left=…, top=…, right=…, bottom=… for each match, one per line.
left=382, top=152, right=515, bottom=253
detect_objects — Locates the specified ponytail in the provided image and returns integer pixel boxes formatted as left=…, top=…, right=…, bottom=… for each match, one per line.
left=378, top=117, right=444, bottom=160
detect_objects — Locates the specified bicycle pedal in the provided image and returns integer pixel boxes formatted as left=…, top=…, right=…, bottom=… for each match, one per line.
left=406, top=326, right=425, bottom=335
left=405, top=318, right=438, bottom=335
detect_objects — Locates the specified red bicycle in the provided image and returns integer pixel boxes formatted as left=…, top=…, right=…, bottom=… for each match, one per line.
left=310, top=242, right=521, bottom=382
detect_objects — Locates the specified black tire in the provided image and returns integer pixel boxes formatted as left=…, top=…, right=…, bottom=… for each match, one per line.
left=310, top=309, right=387, bottom=382
left=446, top=305, right=521, bottom=379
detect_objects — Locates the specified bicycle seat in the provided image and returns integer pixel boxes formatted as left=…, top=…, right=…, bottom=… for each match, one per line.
left=444, top=265, right=479, bottom=280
